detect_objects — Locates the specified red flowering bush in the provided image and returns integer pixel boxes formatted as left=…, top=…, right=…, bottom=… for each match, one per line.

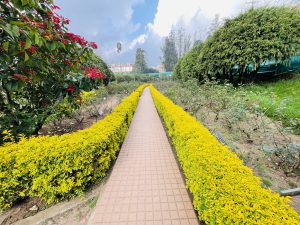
left=85, top=68, right=105, bottom=79
left=0, top=0, right=109, bottom=139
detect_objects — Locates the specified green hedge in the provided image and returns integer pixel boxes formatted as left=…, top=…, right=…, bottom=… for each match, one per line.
left=0, top=84, right=147, bottom=210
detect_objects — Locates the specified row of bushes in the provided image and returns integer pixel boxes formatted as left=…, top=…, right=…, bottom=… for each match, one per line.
left=115, top=73, right=165, bottom=83
left=0, top=84, right=147, bottom=210
left=150, top=85, right=300, bottom=224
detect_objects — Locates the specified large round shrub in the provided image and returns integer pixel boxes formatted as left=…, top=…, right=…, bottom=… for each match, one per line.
left=174, top=43, right=203, bottom=81
left=198, top=7, right=300, bottom=83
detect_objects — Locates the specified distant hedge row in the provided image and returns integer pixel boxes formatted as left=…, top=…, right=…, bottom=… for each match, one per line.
left=150, top=85, right=300, bottom=224
left=0, top=84, right=147, bottom=210
left=174, top=7, right=300, bottom=83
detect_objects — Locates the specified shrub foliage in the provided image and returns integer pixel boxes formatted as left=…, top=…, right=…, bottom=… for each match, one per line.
left=174, top=7, right=300, bottom=83
left=174, top=43, right=203, bottom=81
left=0, top=0, right=110, bottom=138
left=0, top=85, right=147, bottom=210
left=150, top=85, right=300, bottom=224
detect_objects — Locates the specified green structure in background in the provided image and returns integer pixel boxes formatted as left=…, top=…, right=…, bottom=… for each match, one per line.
left=257, top=52, right=300, bottom=75
left=147, top=72, right=173, bottom=77
left=229, top=52, right=300, bottom=80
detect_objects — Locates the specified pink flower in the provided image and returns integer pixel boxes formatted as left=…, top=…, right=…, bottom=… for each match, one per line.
left=53, top=5, right=61, bottom=10
left=64, top=18, right=70, bottom=24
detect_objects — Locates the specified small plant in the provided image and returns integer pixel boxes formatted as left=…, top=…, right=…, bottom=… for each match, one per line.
left=262, top=179, right=273, bottom=188
left=87, top=197, right=98, bottom=209
left=272, top=143, right=300, bottom=176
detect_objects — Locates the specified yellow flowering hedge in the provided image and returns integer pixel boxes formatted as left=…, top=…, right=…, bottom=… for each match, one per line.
left=150, top=85, right=300, bottom=225
left=0, top=84, right=147, bottom=210
left=80, top=90, right=97, bottom=104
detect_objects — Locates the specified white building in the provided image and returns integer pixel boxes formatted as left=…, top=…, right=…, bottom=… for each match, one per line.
left=110, top=64, right=134, bottom=73
left=155, top=64, right=165, bottom=73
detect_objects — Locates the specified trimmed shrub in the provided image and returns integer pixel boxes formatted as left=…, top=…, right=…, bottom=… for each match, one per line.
left=0, top=84, right=147, bottom=210
left=198, top=7, right=300, bottom=83
left=150, top=85, right=300, bottom=224
left=174, top=43, right=203, bottom=81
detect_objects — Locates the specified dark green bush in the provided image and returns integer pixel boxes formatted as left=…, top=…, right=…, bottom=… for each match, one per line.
left=198, top=7, right=300, bottom=83
left=174, top=7, right=300, bottom=84
left=174, top=43, right=203, bottom=81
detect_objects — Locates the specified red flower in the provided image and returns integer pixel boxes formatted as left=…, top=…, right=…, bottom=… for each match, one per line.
left=12, top=74, right=31, bottom=82
left=61, top=38, right=68, bottom=44
left=64, top=18, right=70, bottom=24
left=64, top=60, right=73, bottom=67
left=23, top=16, right=30, bottom=23
left=52, top=16, right=60, bottom=25
left=79, top=38, right=88, bottom=46
left=90, top=42, right=98, bottom=49
left=84, top=68, right=104, bottom=79
left=28, top=45, right=38, bottom=54
left=66, top=85, right=76, bottom=92
left=20, top=41, right=26, bottom=47
left=53, top=5, right=61, bottom=10
left=64, top=32, right=89, bottom=47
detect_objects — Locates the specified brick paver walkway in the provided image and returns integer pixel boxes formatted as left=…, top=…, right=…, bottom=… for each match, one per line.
left=89, top=87, right=199, bottom=225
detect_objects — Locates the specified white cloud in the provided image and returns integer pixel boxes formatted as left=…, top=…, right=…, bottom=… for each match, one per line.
left=149, top=0, right=244, bottom=37
left=149, top=0, right=298, bottom=38
left=129, top=34, right=148, bottom=49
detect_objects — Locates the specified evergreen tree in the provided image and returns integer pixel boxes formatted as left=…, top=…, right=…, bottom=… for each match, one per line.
left=161, top=29, right=178, bottom=71
left=176, top=27, right=192, bottom=58
left=134, top=48, right=147, bottom=73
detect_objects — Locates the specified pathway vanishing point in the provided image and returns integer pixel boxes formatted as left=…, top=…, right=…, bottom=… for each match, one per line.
left=89, top=87, right=199, bottom=225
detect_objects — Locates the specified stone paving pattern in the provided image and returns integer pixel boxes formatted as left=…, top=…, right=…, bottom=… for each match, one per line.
left=89, top=87, right=199, bottom=225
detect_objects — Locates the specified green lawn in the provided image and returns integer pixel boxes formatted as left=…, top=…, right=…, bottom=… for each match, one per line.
left=243, top=74, right=300, bottom=133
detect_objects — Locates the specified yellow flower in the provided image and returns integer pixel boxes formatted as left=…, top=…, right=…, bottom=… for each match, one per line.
left=150, top=85, right=300, bottom=225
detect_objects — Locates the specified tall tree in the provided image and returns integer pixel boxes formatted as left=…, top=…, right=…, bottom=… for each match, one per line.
left=207, top=14, right=221, bottom=37
left=175, top=26, right=192, bottom=58
left=183, top=33, right=192, bottom=54
left=176, top=27, right=184, bottom=58
left=134, top=48, right=147, bottom=73
left=161, top=30, right=178, bottom=72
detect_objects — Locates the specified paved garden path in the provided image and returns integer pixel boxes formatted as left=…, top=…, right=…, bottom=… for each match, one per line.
left=89, top=87, right=199, bottom=225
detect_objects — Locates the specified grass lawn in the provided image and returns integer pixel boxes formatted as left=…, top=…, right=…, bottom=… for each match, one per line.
left=243, top=73, right=300, bottom=133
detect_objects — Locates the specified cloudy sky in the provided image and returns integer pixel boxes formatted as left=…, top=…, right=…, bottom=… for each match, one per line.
left=57, top=0, right=298, bottom=67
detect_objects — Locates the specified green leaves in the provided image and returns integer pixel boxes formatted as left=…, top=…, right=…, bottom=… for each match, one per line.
left=25, top=38, right=32, bottom=49
left=2, top=42, right=9, bottom=52
left=0, top=0, right=108, bottom=142
left=50, top=42, right=57, bottom=51
left=21, top=0, right=29, bottom=6
left=34, top=33, right=42, bottom=46
left=24, top=52, right=29, bottom=61
left=2, top=24, right=20, bottom=38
